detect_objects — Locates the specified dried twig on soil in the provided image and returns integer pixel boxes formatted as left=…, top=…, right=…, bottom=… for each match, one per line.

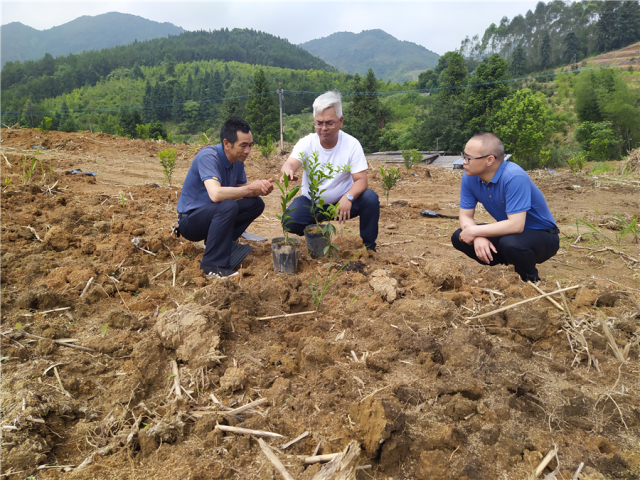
left=216, top=425, right=283, bottom=438
left=305, top=453, right=342, bottom=465
left=79, top=277, right=94, bottom=298
left=3, top=152, right=11, bottom=166
left=223, top=397, right=268, bottom=416
left=43, top=363, right=69, bottom=376
left=279, top=431, right=309, bottom=450
left=378, top=240, right=413, bottom=247
left=310, top=441, right=361, bottom=480
left=256, top=311, right=316, bottom=321
left=172, top=264, right=177, bottom=287
left=258, top=438, right=295, bottom=480
left=54, top=367, right=72, bottom=398
left=26, top=225, right=43, bottom=242
left=21, top=332, right=97, bottom=353
left=597, top=315, right=626, bottom=362
left=590, top=276, right=640, bottom=292
left=465, top=285, right=581, bottom=321
left=151, top=266, right=172, bottom=281
left=573, top=462, right=585, bottom=480
left=170, top=360, right=182, bottom=400
left=533, top=447, right=557, bottom=478
left=527, top=282, right=564, bottom=311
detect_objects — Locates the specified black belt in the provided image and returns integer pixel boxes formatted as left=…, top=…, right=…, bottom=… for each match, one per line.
left=543, top=227, right=560, bottom=235
left=178, top=212, right=190, bottom=220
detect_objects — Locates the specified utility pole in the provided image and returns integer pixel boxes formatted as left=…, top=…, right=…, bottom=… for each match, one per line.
left=278, top=82, right=284, bottom=151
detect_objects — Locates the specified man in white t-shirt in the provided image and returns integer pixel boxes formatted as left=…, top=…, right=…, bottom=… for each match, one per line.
left=280, top=91, right=380, bottom=251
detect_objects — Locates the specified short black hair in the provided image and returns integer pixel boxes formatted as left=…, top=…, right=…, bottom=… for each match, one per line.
left=469, top=132, right=505, bottom=159
left=220, top=118, right=252, bottom=145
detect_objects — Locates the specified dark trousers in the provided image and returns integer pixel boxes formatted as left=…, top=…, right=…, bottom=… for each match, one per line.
left=451, top=228, right=560, bottom=281
left=178, top=197, right=264, bottom=269
left=286, top=189, right=380, bottom=250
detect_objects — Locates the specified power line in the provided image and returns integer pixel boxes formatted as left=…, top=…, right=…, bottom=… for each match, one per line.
left=2, top=59, right=636, bottom=116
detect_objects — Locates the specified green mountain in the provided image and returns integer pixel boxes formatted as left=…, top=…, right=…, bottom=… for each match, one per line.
left=300, top=29, right=439, bottom=83
left=1, top=28, right=336, bottom=106
left=1, top=12, right=185, bottom=67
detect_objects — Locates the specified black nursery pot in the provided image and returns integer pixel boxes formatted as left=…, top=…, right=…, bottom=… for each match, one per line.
left=303, top=224, right=328, bottom=259
left=271, top=237, right=301, bottom=274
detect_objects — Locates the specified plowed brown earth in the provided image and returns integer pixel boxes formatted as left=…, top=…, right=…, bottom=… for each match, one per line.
left=1, top=128, right=640, bottom=480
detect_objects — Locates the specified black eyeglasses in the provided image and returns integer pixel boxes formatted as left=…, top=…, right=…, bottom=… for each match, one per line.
left=461, top=151, right=494, bottom=164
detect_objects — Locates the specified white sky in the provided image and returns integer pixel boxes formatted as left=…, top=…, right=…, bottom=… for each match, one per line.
left=1, top=1, right=539, bottom=55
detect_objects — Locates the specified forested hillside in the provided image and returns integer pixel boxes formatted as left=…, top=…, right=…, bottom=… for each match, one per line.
left=1, top=13, right=184, bottom=67
left=457, top=0, right=640, bottom=76
left=1, top=28, right=335, bottom=108
left=300, top=29, right=439, bottom=83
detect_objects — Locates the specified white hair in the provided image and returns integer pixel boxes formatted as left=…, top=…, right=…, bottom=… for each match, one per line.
left=313, top=91, right=342, bottom=118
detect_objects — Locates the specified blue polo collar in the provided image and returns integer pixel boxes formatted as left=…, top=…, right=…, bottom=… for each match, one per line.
left=486, top=159, right=508, bottom=184
left=216, top=143, right=232, bottom=169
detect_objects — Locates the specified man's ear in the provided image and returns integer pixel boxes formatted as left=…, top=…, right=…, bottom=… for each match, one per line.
left=486, top=154, right=497, bottom=167
left=222, top=139, right=231, bottom=150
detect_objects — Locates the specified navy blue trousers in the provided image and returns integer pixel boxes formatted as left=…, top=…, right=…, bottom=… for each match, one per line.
left=451, top=228, right=560, bottom=281
left=178, top=197, right=264, bottom=270
left=286, top=189, right=380, bottom=250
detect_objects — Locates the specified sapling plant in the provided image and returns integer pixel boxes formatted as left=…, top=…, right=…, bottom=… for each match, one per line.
left=309, top=248, right=364, bottom=311
left=299, top=151, right=350, bottom=227
left=275, top=174, right=301, bottom=245
left=379, top=165, right=402, bottom=204
left=158, top=149, right=178, bottom=186
left=260, top=134, right=276, bottom=159
left=38, top=117, right=52, bottom=135
left=21, top=154, right=38, bottom=184
left=402, top=149, right=422, bottom=171
left=299, top=151, right=351, bottom=255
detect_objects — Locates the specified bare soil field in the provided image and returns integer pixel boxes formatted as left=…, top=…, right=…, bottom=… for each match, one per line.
left=1, top=128, right=639, bottom=480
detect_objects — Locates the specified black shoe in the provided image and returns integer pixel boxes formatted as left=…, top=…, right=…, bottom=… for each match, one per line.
left=202, top=265, right=238, bottom=279
left=366, top=246, right=376, bottom=252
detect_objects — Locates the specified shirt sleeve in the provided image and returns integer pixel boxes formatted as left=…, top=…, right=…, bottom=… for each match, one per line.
left=197, top=148, right=222, bottom=183
left=504, top=174, right=532, bottom=215
left=290, top=135, right=311, bottom=163
left=459, top=174, right=478, bottom=209
left=349, top=139, right=368, bottom=173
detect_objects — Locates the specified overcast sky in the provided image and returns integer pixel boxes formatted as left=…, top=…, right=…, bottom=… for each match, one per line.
left=1, top=1, right=539, bottom=55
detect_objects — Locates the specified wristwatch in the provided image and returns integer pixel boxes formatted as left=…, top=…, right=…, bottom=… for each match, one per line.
left=345, top=194, right=354, bottom=201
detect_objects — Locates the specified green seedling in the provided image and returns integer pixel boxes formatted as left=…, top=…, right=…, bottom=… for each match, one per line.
left=15, top=322, right=23, bottom=331
left=1, top=356, right=9, bottom=363
left=119, top=191, right=126, bottom=208
left=158, top=148, right=178, bottom=186
left=299, top=151, right=351, bottom=226
left=4, top=177, right=13, bottom=186
left=310, top=248, right=364, bottom=311
left=100, top=323, right=109, bottom=337
left=379, top=165, right=402, bottom=204
left=259, top=134, right=276, bottom=159
left=38, top=117, right=52, bottom=134
left=168, top=374, right=177, bottom=380
left=614, top=212, right=639, bottom=244
left=402, top=149, right=422, bottom=171
left=142, top=423, right=150, bottom=429
left=21, top=154, right=38, bottom=184
left=275, top=174, right=301, bottom=245
left=575, top=217, right=612, bottom=242
left=568, top=153, right=586, bottom=172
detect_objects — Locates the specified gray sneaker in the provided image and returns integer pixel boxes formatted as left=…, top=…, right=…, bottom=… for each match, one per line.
left=204, top=266, right=239, bottom=279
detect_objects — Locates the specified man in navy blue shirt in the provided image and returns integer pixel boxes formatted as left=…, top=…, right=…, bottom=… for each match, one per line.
left=451, top=133, right=559, bottom=283
left=176, top=119, right=273, bottom=278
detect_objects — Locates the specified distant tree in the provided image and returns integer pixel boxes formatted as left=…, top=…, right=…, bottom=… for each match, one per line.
left=596, top=1, right=617, bottom=53
left=440, top=52, right=467, bottom=99
left=492, top=88, right=554, bottom=168
left=464, top=53, right=509, bottom=135
left=118, top=107, right=143, bottom=138
left=163, top=54, right=176, bottom=76
left=412, top=96, right=466, bottom=153
left=342, top=69, right=385, bottom=153
left=508, top=45, right=527, bottom=78
left=244, top=69, right=279, bottom=144
left=562, top=32, right=581, bottom=64
left=59, top=115, right=78, bottom=133
left=575, top=121, right=621, bottom=162
left=418, top=69, right=438, bottom=90
left=540, top=31, right=552, bottom=69
left=132, top=63, right=144, bottom=80
left=149, top=121, right=168, bottom=140
left=20, top=100, right=38, bottom=128
left=616, top=1, right=640, bottom=49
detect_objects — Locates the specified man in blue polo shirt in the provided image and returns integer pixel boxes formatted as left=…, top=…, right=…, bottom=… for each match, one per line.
left=451, top=132, right=559, bottom=283
left=176, top=119, right=273, bottom=278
